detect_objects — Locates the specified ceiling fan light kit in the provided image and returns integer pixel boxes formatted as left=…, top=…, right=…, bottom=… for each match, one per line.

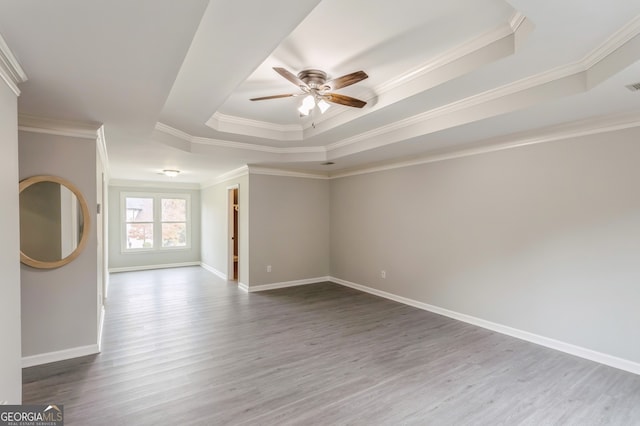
left=251, top=67, right=369, bottom=117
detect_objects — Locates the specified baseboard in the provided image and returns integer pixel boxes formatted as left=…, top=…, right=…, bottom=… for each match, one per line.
left=109, top=262, right=200, bottom=273
left=238, top=283, right=249, bottom=292
left=245, top=276, right=331, bottom=293
left=98, top=305, right=106, bottom=352
left=330, top=277, right=640, bottom=376
left=104, top=273, right=110, bottom=299
left=22, top=344, right=100, bottom=368
left=200, top=262, right=228, bottom=280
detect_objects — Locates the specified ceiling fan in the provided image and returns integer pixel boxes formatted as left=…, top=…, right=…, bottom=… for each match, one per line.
left=250, top=67, right=368, bottom=116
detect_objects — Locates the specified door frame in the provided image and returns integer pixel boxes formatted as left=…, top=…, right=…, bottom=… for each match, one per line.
left=227, top=184, right=239, bottom=281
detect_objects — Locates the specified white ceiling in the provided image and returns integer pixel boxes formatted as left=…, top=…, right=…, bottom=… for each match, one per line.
left=1, top=0, right=639, bottom=185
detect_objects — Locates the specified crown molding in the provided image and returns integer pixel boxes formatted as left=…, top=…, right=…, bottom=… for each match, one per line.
left=325, top=62, right=582, bottom=152
left=211, top=111, right=302, bottom=133
left=192, top=135, right=325, bottom=154
left=582, top=14, right=640, bottom=69
left=192, top=136, right=287, bottom=153
left=155, top=122, right=192, bottom=142
left=248, top=166, right=329, bottom=180
left=200, top=10, right=638, bottom=155
left=208, top=15, right=527, bottom=140
left=18, top=114, right=101, bottom=139
left=156, top=15, right=640, bottom=185
left=330, top=111, right=640, bottom=179
left=509, top=11, right=527, bottom=32
left=305, top=18, right=525, bottom=133
left=375, top=21, right=518, bottom=98
left=206, top=111, right=303, bottom=141
left=0, top=33, right=27, bottom=96
left=109, top=179, right=200, bottom=190
left=326, top=15, right=640, bottom=154
left=97, top=125, right=111, bottom=180
left=197, top=111, right=640, bottom=184
left=200, top=165, right=249, bottom=189
left=156, top=121, right=325, bottom=154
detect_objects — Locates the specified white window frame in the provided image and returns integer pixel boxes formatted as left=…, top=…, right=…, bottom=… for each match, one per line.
left=121, top=192, right=191, bottom=253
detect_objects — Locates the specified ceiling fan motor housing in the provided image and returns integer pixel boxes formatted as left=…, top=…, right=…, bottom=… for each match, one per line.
left=298, top=69, right=328, bottom=89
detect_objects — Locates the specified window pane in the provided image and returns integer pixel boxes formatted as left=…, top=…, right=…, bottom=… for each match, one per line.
left=162, top=223, right=186, bottom=247
left=162, top=198, right=186, bottom=222
left=126, top=223, right=154, bottom=249
left=125, top=197, right=153, bottom=222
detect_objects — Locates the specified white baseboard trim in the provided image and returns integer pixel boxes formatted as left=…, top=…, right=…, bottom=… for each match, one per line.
left=238, top=282, right=249, bottom=292
left=200, top=262, right=228, bottom=280
left=22, top=344, right=100, bottom=368
left=245, top=276, right=331, bottom=293
left=98, top=305, right=106, bottom=352
left=330, top=277, right=640, bottom=376
left=104, top=273, right=110, bottom=299
left=109, top=262, right=200, bottom=273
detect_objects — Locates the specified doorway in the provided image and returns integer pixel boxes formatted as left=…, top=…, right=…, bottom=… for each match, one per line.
left=227, top=186, right=239, bottom=281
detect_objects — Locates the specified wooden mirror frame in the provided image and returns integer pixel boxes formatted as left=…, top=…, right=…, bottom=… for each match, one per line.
left=19, top=175, right=91, bottom=269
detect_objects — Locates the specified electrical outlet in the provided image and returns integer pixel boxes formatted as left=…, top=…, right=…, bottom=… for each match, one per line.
left=381, top=270, right=386, bottom=279
left=267, top=265, right=272, bottom=273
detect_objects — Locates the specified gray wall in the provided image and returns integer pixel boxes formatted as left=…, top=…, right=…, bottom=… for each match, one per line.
left=249, top=174, right=330, bottom=286
left=0, top=79, right=22, bottom=403
left=19, top=131, right=98, bottom=357
left=108, top=185, right=201, bottom=270
left=201, top=174, right=249, bottom=283
left=330, top=128, right=640, bottom=364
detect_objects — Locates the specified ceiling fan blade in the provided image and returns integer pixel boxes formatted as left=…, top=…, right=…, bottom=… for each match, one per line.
left=273, top=67, right=308, bottom=89
left=324, top=93, right=367, bottom=108
left=326, top=70, right=368, bottom=90
left=250, top=94, right=296, bottom=101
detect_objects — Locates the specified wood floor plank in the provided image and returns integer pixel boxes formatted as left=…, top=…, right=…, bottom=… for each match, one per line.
left=22, top=266, right=640, bottom=425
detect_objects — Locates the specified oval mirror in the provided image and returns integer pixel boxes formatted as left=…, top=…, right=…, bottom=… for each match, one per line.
left=19, top=175, right=91, bottom=269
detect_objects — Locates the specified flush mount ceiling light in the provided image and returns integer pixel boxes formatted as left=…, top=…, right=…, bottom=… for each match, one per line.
left=251, top=67, right=368, bottom=117
left=162, top=169, right=180, bottom=177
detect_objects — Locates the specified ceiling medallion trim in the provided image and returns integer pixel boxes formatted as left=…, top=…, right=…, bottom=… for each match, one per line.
left=0, top=33, right=27, bottom=96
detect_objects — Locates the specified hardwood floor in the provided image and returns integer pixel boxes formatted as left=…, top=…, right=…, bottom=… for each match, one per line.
left=23, top=267, right=640, bottom=425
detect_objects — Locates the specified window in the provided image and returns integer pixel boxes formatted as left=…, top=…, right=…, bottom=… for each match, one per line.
left=122, top=193, right=190, bottom=252
left=161, top=198, right=187, bottom=248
